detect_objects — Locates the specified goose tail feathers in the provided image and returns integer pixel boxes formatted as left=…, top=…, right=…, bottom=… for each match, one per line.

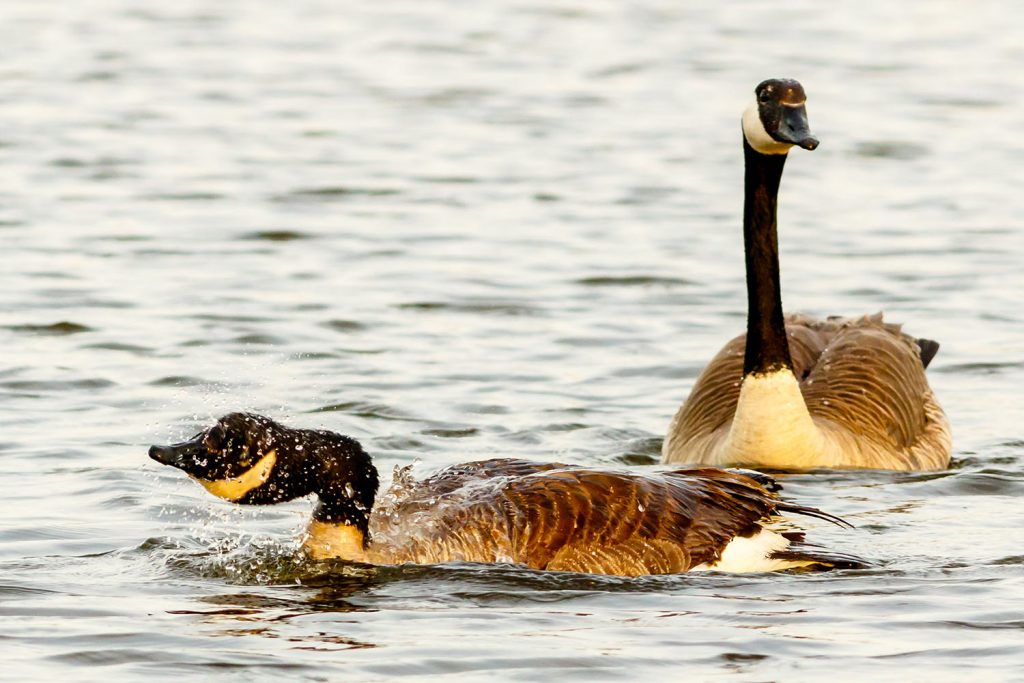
left=774, top=500, right=855, bottom=529
left=916, top=337, right=941, bottom=369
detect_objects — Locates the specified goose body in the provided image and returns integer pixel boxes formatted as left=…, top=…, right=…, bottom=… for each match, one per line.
left=150, top=413, right=864, bottom=576
left=664, top=313, right=951, bottom=470
left=663, top=80, right=951, bottom=471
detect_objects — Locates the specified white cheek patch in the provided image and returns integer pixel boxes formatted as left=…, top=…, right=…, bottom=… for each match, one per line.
left=742, top=102, right=793, bottom=155
left=195, top=449, right=277, bottom=501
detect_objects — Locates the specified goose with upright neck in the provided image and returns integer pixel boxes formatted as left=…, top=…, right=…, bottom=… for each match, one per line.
left=663, top=79, right=951, bottom=471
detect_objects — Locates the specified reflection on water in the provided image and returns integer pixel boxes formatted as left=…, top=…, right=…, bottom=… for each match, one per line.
left=1, top=0, right=1023, bottom=679
left=175, top=591, right=378, bottom=651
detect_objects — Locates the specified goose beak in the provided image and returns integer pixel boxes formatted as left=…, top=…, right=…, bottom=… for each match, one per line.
left=149, top=435, right=205, bottom=470
left=775, top=104, right=818, bottom=150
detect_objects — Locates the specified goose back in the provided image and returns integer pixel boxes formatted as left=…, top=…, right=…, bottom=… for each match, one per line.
left=367, top=458, right=833, bottom=575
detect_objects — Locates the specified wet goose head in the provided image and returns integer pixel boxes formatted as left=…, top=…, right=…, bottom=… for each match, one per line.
left=149, top=413, right=379, bottom=545
left=149, top=413, right=281, bottom=501
left=742, top=78, right=819, bottom=155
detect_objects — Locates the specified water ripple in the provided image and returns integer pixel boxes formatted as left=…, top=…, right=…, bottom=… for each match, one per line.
left=0, top=0, right=1021, bottom=679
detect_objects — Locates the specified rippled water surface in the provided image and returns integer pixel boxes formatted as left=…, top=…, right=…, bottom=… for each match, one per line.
left=2, top=0, right=1023, bottom=680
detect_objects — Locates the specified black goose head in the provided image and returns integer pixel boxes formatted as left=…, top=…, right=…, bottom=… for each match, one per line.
left=149, top=413, right=378, bottom=525
left=149, top=412, right=289, bottom=503
left=742, top=78, right=818, bottom=154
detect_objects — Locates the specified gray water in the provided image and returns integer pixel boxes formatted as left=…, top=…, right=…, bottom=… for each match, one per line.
left=2, top=0, right=1022, bottom=680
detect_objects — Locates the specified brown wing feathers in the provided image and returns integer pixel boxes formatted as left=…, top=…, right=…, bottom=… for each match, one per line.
left=505, top=470, right=700, bottom=574
left=373, top=463, right=813, bottom=575
left=802, top=324, right=929, bottom=449
left=497, top=467, right=804, bottom=575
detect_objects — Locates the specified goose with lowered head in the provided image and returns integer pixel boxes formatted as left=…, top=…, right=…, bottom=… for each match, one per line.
left=662, top=78, right=951, bottom=471
left=149, top=412, right=865, bottom=576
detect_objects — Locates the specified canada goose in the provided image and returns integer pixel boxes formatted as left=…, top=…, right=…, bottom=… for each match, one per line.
left=663, top=79, right=951, bottom=471
left=149, top=412, right=865, bottom=576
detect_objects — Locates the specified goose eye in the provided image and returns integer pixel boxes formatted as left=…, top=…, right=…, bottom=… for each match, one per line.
left=758, top=90, right=771, bottom=103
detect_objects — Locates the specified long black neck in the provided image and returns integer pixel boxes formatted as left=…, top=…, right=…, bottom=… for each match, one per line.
left=742, top=138, right=792, bottom=376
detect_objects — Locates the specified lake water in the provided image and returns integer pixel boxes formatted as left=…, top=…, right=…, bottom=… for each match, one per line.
left=1, top=0, right=1022, bottom=680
